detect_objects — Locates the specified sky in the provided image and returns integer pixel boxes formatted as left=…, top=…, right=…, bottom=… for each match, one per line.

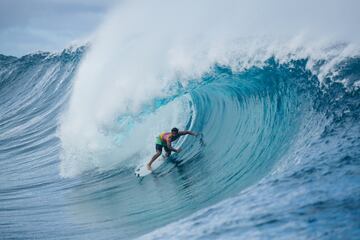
left=0, top=0, right=117, bottom=57
left=1, top=0, right=359, bottom=57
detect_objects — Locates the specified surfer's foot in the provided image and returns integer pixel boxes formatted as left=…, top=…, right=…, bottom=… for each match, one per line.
left=147, top=163, right=152, bottom=171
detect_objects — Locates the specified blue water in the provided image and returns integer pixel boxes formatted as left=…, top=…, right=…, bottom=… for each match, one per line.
left=0, top=46, right=359, bottom=240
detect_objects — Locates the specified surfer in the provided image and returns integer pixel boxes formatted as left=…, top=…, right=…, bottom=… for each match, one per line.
left=147, top=128, right=197, bottom=170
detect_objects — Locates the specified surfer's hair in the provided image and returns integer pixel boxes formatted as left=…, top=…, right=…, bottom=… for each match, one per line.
left=171, top=127, right=179, bottom=133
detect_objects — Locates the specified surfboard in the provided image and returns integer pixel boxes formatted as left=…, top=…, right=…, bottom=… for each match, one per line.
left=135, top=155, right=167, bottom=177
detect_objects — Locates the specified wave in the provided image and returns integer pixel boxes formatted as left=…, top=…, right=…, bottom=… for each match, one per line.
left=58, top=0, right=360, bottom=177
left=1, top=45, right=359, bottom=239
left=1, top=0, right=360, bottom=239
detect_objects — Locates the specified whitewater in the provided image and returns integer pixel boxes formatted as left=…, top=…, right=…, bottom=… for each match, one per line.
left=1, top=0, right=359, bottom=239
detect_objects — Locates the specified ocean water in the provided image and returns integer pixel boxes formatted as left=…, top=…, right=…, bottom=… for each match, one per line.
left=1, top=1, right=360, bottom=239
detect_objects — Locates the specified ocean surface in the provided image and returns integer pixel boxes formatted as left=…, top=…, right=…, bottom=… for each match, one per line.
left=0, top=43, right=359, bottom=239
left=1, top=1, right=360, bottom=239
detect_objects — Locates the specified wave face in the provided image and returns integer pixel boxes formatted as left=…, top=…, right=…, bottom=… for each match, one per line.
left=1, top=1, right=360, bottom=239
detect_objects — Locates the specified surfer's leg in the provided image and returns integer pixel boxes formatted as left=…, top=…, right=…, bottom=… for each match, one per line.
left=147, top=145, right=162, bottom=170
left=164, top=146, right=171, bottom=157
left=147, top=151, right=161, bottom=170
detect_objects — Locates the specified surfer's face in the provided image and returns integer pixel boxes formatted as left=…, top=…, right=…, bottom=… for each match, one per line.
left=171, top=131, right=178, bottom=138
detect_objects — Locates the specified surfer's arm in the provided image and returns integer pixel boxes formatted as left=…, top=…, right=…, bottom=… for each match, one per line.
left=179, top=130, right=198, bottom=136
left=167, top=141, right=180, bottom=152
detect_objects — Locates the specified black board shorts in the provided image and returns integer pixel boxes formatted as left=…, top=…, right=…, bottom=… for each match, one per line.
left=156, top=144, right=171, bottom=153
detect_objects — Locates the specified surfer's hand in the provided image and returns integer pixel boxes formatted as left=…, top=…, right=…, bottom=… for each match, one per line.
left=193, top=132, right=201, bottom=137
left=176, top=148, right=182, bottom=153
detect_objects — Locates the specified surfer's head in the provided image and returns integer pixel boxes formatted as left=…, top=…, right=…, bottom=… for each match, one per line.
left=171, top=127, right=179, bottom=137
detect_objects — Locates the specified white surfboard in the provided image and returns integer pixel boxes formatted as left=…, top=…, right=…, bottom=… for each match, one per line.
left=135, top=155, right=167, bottom=177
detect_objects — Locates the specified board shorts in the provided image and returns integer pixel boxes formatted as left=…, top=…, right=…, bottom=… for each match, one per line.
left=155, top=136, right=171, bottom=153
